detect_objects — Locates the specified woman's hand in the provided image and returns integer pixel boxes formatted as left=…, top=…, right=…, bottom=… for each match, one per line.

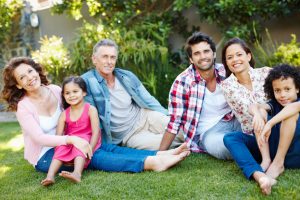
left=252, top=113, right=265, bottom=136
left=67, top=136, right=93, bottom=159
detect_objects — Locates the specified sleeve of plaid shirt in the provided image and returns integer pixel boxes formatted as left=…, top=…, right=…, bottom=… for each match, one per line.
left=166, top=79, right=187, bottom=135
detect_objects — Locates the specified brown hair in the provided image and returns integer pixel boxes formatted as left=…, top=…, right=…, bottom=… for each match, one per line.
left=185, top=31, right=216, bottom=58
left=221, top=38, right=255, bottom=77
left=1, top=57, right=49, bottom=111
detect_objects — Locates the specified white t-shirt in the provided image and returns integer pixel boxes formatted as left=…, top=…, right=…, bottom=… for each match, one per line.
left=196, top=84, right=231, bottom=136
left=109, top=77, right=141, bottom=144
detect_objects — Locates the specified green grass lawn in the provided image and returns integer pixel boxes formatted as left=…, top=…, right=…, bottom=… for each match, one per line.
left=0, top=122, right=299, bottom=199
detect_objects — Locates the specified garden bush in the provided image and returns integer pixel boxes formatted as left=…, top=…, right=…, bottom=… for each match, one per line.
left=254, top=32, right=300, bottom=68
left=31, top=36, right=70, bottom=84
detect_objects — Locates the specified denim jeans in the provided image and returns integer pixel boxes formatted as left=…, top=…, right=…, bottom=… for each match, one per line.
left=223, top=132, right=263, bottom=179
left=198, top=117, right=242, bottom=160
left=35, top=143, right=157, bottom=173
left=268, top=115, right=300, bottom=169
left=224, top=115, right=300, bottom=179
left=35, top=148, right=73, bottom=173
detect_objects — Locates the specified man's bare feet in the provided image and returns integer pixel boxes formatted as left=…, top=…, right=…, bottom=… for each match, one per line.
left=266, top=162, right=285, bottom=179
left=157, top=142, right=190, bottom=155
left=59, top=171, right=81, bottom=183
left=260, top=159, right=271, bottom=172
left=151, top=151, right=190, bottom=172
left=258, top=176, right=277, bottom=195
left=41, top=177, right=55, bottom=186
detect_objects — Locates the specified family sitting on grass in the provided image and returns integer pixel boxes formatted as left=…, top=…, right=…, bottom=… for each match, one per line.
left=1, top=32, right=299, bottom=196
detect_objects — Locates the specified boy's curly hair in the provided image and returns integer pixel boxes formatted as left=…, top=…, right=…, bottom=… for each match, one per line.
left=264, top=64, right=300, bottom=100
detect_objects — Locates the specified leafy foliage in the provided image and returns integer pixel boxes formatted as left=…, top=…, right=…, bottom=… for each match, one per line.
left=0, top=0, right=23, bottom=45
left=173, top=0, right=300, bottom=41
left=31, top=36, right=70, bottom=83
left=44, top=0, right=300, bottom=105
left=254, top=31, right=300, bottom=68
left=273, top=34, right=300, bottom=66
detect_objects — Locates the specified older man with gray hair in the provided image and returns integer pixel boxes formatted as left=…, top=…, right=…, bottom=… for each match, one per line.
left=81, top=39, right=183, bottom=150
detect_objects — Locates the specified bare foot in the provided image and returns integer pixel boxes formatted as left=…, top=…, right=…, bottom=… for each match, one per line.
left=152, top=151, right=190, bottom=172
left=157, top=142, right=190, bottom=155
left=258, top=176, right=277, bottom=195
left=260, top=159, right=271, bottom=172
left=59, top=171, right=81, bottom=183
left=41, top=177, right=55, bottom=187
left=266, top=162, right=285, bottom=179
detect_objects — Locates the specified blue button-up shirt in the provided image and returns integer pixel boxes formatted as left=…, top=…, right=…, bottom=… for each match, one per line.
left=81, top=68, right=168, bottom=143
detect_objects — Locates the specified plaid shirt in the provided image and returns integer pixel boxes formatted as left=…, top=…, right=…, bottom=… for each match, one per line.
left=167, top=63, right=232, bottom=152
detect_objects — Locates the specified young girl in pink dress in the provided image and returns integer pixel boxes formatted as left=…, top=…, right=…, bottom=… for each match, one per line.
left=41, top=76, right=101, bottom=186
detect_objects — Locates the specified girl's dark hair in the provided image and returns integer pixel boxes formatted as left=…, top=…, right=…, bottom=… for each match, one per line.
left=185, top=32, right=216, bottom=58
left=61, top=76, right=87, bottom=109
left=1, top=57, right=49, bottom=111
left=264, top=64, right=300, bottom=100
left=221, top=38, right=255, bottom=77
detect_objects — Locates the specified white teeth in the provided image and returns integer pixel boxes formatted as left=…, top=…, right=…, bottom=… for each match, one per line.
left=29, top=80, right=36, bottom=86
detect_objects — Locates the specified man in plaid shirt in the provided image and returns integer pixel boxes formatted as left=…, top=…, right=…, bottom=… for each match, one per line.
left=159, top=32, right=241, bottom=159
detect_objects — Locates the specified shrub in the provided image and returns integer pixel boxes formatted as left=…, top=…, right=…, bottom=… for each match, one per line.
left=273, top=34, right=300, bottom=66
left=31, top=36, right=70, bottom=83
left=254, top=32, right=300, bottom=68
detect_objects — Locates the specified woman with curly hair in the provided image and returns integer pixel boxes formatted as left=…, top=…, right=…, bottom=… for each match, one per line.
left=1, top=57, right=92, bottom=171
left=1, top=57, right=190, bottom=179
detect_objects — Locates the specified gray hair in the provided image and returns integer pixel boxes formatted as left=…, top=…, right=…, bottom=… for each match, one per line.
left=93, top=39, right=119, bottom=55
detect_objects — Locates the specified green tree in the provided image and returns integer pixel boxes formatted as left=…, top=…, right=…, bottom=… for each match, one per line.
left=173, top=0, right=300, bottom=41
left=0, top=0, right=23, bottom=46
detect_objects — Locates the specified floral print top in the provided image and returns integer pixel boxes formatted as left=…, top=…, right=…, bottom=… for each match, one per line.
left=221, top=67, right=271, bottom=134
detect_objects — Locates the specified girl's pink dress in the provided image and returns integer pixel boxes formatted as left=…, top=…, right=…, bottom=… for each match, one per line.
left=53, top=103, right=101, bottom=168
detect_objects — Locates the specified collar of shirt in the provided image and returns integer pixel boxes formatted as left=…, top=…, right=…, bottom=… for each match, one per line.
left=228, top=67, right=255, bottom=82
left=191, top=64, right=225, bottom=84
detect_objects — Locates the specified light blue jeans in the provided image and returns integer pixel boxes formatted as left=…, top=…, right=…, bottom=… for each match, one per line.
left=35, top=143, right=157, bottom=173
left=198, top=117, right=242, bottom=160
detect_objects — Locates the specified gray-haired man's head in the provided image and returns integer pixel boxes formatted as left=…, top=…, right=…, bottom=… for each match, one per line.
left=93, top=39, right=119, bottom=56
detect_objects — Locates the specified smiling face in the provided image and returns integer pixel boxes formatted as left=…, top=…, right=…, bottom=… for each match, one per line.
left=225, top=43, right=252, bottom=75
left=63, top=82, right=86, bottom=106
left=13, top=63, right=41, bottom=93
left=92, top=45, right=118, bottom=77
left=272, top=77, right=299, bottom=106
left=189, top=41, right=215, bottom=72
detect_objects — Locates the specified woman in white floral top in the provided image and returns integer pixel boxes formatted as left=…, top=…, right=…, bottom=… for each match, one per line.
left=220, top=38, right=275, bottom=195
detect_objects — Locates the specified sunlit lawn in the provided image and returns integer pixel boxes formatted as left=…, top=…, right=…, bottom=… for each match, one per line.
left=0, top=122, right=300, bottom=199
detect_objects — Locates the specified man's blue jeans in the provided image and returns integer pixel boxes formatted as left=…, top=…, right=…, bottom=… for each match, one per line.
left=36, top=143, right=157, bottom=173
left=197, top=117, right=242, bottom=160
